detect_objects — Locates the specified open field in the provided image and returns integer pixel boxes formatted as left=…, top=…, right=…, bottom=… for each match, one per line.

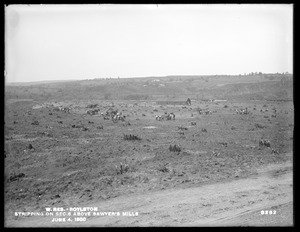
left=4, top=74, right=294, bottom=226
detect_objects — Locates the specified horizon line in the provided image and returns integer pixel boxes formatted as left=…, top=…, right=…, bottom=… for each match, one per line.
left=5, top=72, right=293, bottom=84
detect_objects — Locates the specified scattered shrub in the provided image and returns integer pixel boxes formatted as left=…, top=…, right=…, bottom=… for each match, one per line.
left=158, top=164, right=169, bottom=173
left=259, top=139, right=271, bottom=147
left=72, top=124, right=84, bottom=128
left=169, top=144, right=181, bottom=152
left=219, top=142, right=228, bottom=147
left=254, top=123, right=265, bottom=129
left=7, top=173, right=25, bottom=183
left=123, top=134, right=141, bottom=141
left=115, top=162, right=129, bottom=175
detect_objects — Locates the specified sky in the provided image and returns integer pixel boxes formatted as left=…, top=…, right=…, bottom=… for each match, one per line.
left=5, top=4, right=293, bottom=83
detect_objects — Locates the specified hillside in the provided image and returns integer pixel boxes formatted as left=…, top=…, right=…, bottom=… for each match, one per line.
left=5, top=74, right=293, bottom=101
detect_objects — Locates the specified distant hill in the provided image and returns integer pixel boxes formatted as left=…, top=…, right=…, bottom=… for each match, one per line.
left=5, top=74, right=293, bottom=102
left=5, top=79, right=79, bottom=86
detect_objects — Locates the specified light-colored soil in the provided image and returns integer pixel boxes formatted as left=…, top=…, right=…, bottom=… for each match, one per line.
left=6, top=158, right=293, bottom=227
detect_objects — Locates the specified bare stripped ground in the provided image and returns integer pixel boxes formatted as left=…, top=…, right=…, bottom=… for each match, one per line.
left=5, top=75, right=293, bottom=227
left=6, top=156, right=292, bottom=227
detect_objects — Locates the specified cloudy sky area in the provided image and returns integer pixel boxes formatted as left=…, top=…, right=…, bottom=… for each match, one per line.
left=5, top=4, right=293, bottom=83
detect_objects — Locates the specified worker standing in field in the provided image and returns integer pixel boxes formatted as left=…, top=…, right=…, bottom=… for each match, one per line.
left=186, top=98, right=191, bottom=105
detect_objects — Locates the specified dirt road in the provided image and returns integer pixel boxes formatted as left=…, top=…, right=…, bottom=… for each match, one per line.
left=6, top=159, right=293, bottom=227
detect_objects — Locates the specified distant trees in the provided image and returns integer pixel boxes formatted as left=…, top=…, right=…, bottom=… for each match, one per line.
left=245, top=72, right=263, bottom=76
left=242, top=72, right=292, bottom=77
